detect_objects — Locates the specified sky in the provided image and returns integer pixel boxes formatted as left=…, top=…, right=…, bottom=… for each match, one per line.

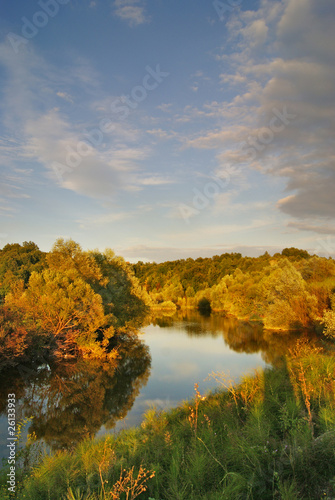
left=0, top=0, right=334, bottom=262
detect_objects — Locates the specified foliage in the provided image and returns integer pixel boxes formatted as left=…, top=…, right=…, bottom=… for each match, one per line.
left=322, top=294, right=335, bottom=339
left=322, top=310, right=335, bottom=339
left=0, top=239, right=149, bottom=364
left=0, top=241, right=46, bottom=299
left=133, top=250, right=335, bottom=332
left=150, top=301, right=177, bottom=312
left=89, top=248, right=150, bottom=328
left=0, top=305, right=33, bottom=369
left=5, top=269, right=107, bottom=351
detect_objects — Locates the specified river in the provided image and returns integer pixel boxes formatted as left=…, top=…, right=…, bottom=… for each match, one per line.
left=0, top=310, right=307, bottom=459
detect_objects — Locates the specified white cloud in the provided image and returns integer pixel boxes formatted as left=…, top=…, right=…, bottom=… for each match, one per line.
left=0, top=42, right=157, bottom=204
left=241, top=19, right=268, bottom=47
left=138, top=176, right=175, bottom=186
left=77, top=212, right=131, bottom=229
left=56, top=91, right=73, bottom=103
left=146, top=128, right=176, bottom=140
left=113, top=0, right=150, bottom=26
left=220, top=73, right=247, bottom=85
left=156, top=103, right=173, bottom=113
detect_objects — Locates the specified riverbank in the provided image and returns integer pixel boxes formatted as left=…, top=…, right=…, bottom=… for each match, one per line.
left=1, top=340, right=335, bottom=500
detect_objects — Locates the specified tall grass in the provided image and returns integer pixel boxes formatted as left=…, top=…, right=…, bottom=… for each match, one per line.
left=1, top=341, right=335, bottom=500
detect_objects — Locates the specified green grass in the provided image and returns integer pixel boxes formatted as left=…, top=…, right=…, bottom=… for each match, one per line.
left=1, top=341, right=335, bottom=500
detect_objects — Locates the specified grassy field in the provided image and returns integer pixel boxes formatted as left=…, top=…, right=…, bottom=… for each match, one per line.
left=1, top=339, right=335, bottom=500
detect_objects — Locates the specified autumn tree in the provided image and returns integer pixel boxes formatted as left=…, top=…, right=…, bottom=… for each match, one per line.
left=0, top=241, right=45, bottom=299
left=322, top=293, right=335, bottom=339
left=259, top=259, right=318, bottom=329
left=1, top=238, right=149, bottom=361
left=5, top=268, right=108, bottom=356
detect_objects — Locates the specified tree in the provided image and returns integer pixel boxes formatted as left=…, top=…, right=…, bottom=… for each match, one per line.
left=47, top=239, right=149, bottom=328
left=322, top=310, right=335, bottom=339
left=0, top=241, right=45, bottom=299
left=322, top=293, right=335, bottom=339
left=46, top=238, right=104, bottom=286
left=90, top=248, right=150, bottom=327
left=5, top=268, right=108, bottom=354
left=0, top=305, right=31, bottom=368
left=281, top=247, right=311, bottom=260
left=1, top=238, right=150, bottom=362
left=260, top=259, right=318, bottom=329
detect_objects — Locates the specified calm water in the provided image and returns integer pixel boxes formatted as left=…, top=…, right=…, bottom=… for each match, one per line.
left=0, top=311, right=306, bottom=459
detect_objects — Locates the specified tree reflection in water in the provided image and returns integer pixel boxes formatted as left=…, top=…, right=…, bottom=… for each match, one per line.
left=149, top=309, right=320, bottom=368
left=0, top=312, right=321, bottom=456
left=0, top=334, right=151, bottom=452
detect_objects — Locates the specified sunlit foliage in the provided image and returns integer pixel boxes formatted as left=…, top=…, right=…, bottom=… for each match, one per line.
left=0, top=239, right=149, bottom=364
left=133, top=249, right=335, bottom=332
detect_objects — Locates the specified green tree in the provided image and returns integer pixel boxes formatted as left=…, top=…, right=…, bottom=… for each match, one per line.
left=0, top=241, right=45, bottom=299
left=260, top=259, right=318, bottom=329
left=90, top=248, right=150, bottom=327
left=5, top=268, right=108, bottom=355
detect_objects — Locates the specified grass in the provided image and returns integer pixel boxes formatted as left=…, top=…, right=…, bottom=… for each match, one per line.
left=1, top=340, right=335, bottom=500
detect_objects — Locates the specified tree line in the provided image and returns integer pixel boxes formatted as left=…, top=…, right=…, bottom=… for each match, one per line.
left=133, top=248, right=335, bottom=333
left=1, top=242, right=335, bottom=369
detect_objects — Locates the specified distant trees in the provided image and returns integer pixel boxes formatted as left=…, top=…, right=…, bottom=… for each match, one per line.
left=1, top=239, right=335, bottom=362
left=281, top=247, right=311, bottom=260
left=133, top=250, right=335, bottom=333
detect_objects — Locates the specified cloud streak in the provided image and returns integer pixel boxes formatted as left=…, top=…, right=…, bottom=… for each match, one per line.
left=179, top=0, right=335, bottom=229
left=113, top=0, right=150, bottom=26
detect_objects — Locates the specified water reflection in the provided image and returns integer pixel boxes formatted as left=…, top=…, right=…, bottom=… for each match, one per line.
left=0, top=335, right=151, bottom=452
left=0, top=311, right=320, bottom=458
left=147, top=309, right=319, bottom=367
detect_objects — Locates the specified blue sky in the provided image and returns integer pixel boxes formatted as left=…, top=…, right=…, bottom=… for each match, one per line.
left=0, top=0, right=334, bottom=262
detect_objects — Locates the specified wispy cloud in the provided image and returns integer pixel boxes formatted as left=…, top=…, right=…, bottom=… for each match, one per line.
left=77, top=211, right=131, bottom=229
left=138, top=176, right=175, bottom=186
left=287, top=221, right=335, bottom=236
left=0, top=42, right=155, bottom=203
left=113, top=0, right=150, bottom=26
left=179, top=0, right=335, bottom=229
left=56, top=91, right=73, bottom=103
